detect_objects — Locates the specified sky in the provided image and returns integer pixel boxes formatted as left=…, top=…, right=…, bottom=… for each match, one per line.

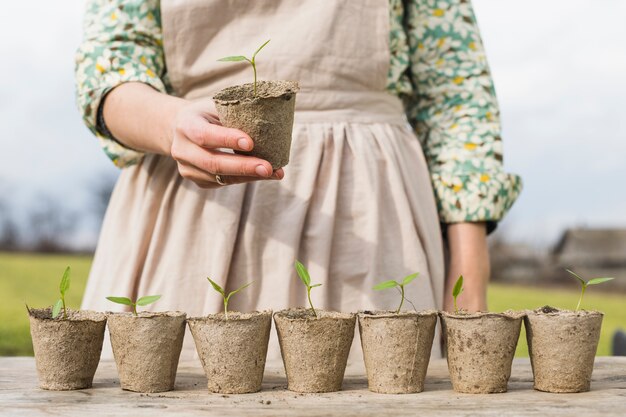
left=0, top=0, right=625, bottom=248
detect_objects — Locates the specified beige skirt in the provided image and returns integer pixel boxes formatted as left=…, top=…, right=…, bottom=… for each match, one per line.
left=83, top=92, right=445, bottom=360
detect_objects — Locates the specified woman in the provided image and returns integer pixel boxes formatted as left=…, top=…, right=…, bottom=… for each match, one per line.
left=76, top=0, right=521, bottom=358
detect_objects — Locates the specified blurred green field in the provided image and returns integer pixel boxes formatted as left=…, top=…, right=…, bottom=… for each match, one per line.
left=1, top=252, right=624, bottom=356
left=0, top=252, right=92, bottom=355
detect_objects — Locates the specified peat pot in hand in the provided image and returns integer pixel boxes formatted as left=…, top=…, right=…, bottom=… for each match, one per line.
left=358, top=310, right=437, bottom=394
left=274, top=308, right=356, bottom=393
left=525, top=306, right=603, bottom=393
left=213, top=80, right=299, bottom=170
left=29, top=308, right=106, bottom=390
left=440, top=311, right=524, bottom=394
left=188, top=311, right=272, bottom=394
left=107, top=311, right=186, bottom=393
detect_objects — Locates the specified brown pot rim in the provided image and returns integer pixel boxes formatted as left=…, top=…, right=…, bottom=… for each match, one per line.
left=525, top=306, right=603, bottom=317
left=213, top=80, right=299, bottom=104
left=106, top=311, right=186, bottom=319
left=28, top=307, right=106, bottom=323
left=357, top=309, right=438, bottom=319
left=274, top=308, right=355, bottom=321
left=188, top=310, right=272, bottom=322
left=439, top=310, right=525, bottom=320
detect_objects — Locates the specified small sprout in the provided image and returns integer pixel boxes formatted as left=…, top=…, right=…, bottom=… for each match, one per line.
left=295, top=260, right=322, bottom=318
left=373, top=273, right=420, bottom=314
left=207, top=277, right=253, bottom=319
left=106, top=295, right=161, bottom=316
left=218, top=39, right=270, bottom=96
left=452, top=275, right=464, bottom=314
left=52, top=266, right=71, bottom=319
left=566, top=269, right=614, bottom=311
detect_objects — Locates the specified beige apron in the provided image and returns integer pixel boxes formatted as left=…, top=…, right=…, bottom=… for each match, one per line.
left=82, top=0, right=445, bottom=360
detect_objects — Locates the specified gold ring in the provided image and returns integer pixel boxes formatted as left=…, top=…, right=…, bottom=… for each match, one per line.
left=215, top=174, right=227, bottom=186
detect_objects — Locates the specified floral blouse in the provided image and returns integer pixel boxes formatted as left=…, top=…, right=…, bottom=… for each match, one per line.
left=75, top=0, right=521, bottom=226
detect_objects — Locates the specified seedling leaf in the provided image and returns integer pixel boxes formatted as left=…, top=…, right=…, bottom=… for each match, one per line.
left=373, top=280, right=398, bottom=290
left=402, top=273, right=419, bottom=286
left=452, top=275, right=464, bottom=298
left=294, top=260, right=320, bottom=317
left=106, top=296, right=133, bottom=306
left=566, top=269, right=585, bottom=285
left=52, top=299, right=63, bottom=318
left=207, top=277, right=225, bottom=295
left=295, top=260, right=311, bottom=286
left=59, top=266, right=71, bottom=294
left=252, top=39, right=271, bottom=59
left=136, top=295, right=162, bottom=306
left=228, top=281, right=253, bottom=298
left=587, top=277, right=614, bottom=286
left=373, top=273, right=420, bottom=313
left=218, top=39, right=271, bottom=96
left=217, top=55, right=247, bottom=62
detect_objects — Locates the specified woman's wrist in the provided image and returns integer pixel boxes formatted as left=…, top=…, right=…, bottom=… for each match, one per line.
left=443, top=222, right=490, bottom=312
left=102, top=82, right=187, bottom=156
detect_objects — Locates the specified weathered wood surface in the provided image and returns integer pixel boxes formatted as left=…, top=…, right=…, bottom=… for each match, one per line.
left=1, top=357, right=625, bottom=416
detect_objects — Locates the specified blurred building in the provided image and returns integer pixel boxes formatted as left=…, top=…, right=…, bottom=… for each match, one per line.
left=491, top=228, right=626, bottom=291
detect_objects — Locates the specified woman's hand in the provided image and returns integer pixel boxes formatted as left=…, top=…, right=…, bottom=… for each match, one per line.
left=170, top=100, right=283, bottom=188
left=443, top=222, right=490, bottom=312
left=103, top=82, right=283, bottom=188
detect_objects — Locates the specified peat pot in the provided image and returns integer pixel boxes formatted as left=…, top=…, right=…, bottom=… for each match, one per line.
left=525, top=306, right=603, bottom=393
left=188, top=310, right=272, bottom=394
left=358, top=310, right=437, bottom=394
left=29, top=308, right=106, bottom=390
left=107, top=311, right=186, bottom=393
left=274, top=308, right=356, bottom=393
left=440, top=311, right=524, bottom=394
left=213, top=80, right=299, bottom=170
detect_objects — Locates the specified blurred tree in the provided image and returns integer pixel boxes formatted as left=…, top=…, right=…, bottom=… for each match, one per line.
left=28, top=195, right=79, bottom=253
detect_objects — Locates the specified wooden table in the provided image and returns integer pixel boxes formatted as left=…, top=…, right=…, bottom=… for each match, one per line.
left=1, top=357, right=625, bottom=416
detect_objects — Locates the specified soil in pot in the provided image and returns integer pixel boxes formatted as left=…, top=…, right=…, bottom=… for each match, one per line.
left=213, top=80, right=299, bottom=170
left=525, top=306, right=603, bottom=393
left=107, top=311, right=186, bottom=393
left=188, top=310, right=272, bottom=394
left=440, top=310, right=523, bottom=394
left=274, top=308, right=356, bottom=393
left=358, top=310, right=437, bottom=394
left=29, top=308, right=106, bottom=390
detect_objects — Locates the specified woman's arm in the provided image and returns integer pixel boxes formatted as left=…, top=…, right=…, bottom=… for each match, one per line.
left=103, top=82, right=281, bottom=187
left=443, top=222, right=490, bottom=312
left=75, top=0, right=279, bottom=186
left=404, top=0, right=522, bottom=310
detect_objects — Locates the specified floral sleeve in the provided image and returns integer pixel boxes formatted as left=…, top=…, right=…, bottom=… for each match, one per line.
left=75, top=0, right=168, bottom=168
left=402, top=0, right=522, bottom=227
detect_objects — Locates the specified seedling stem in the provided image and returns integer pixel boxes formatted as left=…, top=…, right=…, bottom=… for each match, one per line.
left=106, top=295, right=161, bottom=316
left=452, top=275, right=464, bottom=314
left=373, top=273, right=419, bottom=313
left=218, top=39, right=271, bottom=96
left=207, top=277, right=253, bottom=319
left=566, top=269, right=613, bottom=311
left=295, top=260, right=322, bottom=318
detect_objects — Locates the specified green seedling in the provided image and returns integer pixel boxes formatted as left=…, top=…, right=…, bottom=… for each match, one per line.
left=373, top=273, right=420, bottom=313
left=452, top=275, right=464, bottom=314
left=218, top=39, right=271, bottom=96
left=566, top=269, right=614, bottom=311
left=207, top=277, right=253, bottom=319
left=295, top=260, right=322, bottom=318
left=106, top=294, right=161, bottom=316
left=51, top=266, right=71, bottom=319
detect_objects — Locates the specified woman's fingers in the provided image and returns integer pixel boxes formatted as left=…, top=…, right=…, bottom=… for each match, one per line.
left=177, top=162, right=282, bottom=189
left=183, top=115, right=254, bottom=152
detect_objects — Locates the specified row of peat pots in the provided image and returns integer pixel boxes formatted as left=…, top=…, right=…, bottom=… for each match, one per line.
left=28, top=306, right=603, bottom=395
